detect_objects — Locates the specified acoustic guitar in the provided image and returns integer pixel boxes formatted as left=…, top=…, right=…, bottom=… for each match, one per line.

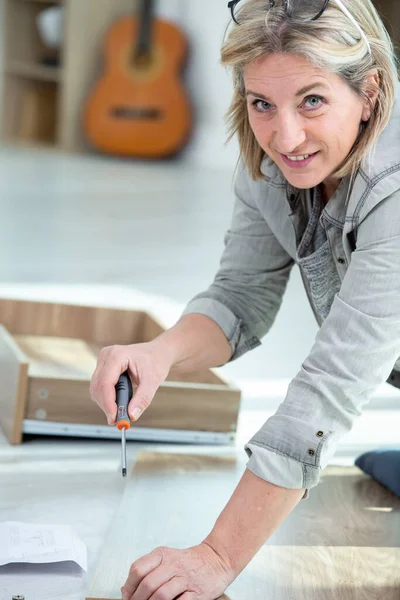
left=83, top=0, right=192, bottom=159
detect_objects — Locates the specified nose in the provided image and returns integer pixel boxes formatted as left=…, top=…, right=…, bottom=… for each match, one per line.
left=273, top=111, right=307, bottom=154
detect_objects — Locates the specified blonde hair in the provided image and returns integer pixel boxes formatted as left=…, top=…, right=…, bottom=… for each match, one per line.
left=221, top=0, right=398, bottom=180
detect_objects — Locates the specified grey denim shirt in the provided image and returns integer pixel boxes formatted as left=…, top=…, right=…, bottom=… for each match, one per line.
left=182, top=83, right=400, bottom=495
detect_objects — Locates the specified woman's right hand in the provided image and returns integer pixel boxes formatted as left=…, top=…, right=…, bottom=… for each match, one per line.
left=89, top=340, right=174, bottom=425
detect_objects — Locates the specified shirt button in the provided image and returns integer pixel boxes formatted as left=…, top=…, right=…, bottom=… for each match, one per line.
left=308, top=449, right=315, bottom=456
left=316, top=431, right=324, bottom=437
left=338, top=257, right=345, bottom=264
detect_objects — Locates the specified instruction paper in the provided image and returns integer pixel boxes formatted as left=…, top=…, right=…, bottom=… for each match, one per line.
left=0, top=522, right=87, bottom=571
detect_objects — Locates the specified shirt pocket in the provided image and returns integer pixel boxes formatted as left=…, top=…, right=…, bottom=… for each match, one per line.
left=298, top=239, right=342, bottom=321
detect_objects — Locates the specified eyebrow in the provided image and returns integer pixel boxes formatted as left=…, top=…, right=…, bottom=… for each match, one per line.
left=246, top=83, right=329, bottom=100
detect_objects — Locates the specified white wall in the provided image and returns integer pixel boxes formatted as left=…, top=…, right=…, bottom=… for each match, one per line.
left=157, top=0, right=240, bottom=169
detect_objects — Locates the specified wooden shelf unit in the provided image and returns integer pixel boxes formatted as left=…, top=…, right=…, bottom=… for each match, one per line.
left=1, top=0, right=134, bottom=151
left=6, top=59, right=62, bottom=82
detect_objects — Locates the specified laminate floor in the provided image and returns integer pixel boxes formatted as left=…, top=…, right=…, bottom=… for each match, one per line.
left=87, top=452, right=400, bottom=600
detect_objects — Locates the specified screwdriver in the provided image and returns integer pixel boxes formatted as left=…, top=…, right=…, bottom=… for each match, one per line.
left=115, top=370, right=133, bottom=478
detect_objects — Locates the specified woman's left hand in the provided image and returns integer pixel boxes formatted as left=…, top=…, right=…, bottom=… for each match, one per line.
left=121, top=542, right=235, bottom=600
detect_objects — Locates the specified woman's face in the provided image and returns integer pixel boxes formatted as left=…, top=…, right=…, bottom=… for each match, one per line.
left=244, top=53, right=372, bottom=196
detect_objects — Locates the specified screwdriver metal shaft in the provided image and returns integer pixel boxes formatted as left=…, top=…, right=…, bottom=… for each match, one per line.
left=121, top=426, right=127, bottom=477
left=115, top=371, right=133, bottom=478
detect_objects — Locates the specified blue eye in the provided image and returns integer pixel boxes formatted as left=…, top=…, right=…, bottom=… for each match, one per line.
left=250, top=95, right=325, bottom=114
left=304, top=95, right=324, bottom=109
left=252, top=99, right=271, bottom=112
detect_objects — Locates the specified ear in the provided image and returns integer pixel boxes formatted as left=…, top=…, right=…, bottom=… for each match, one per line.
left=361, top=70, right=380, bottom=122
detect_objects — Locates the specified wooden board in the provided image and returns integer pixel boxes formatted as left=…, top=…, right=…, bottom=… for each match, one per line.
left=14, top=334, right=98, bottom=379
left=11, top=331, right=232, bottom=387
left=0, top=299, right=241, bottom=442
left=0, top=299, right=236, bottom=388
left=18, top=83, right=58, bottom=144
left=0, top=298, right=145, bottom=345
left=25, top=379, right=240, bottom=432
left=86, top=452, right=400, bottom=600
left=0, top=325, right=29, bottom=444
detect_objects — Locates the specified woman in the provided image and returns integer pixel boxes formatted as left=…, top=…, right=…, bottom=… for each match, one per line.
left=90, top=0, right=400, bottom=598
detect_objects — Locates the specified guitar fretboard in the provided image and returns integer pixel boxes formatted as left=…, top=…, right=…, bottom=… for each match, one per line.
left=134, top=0, right=154, bottom=59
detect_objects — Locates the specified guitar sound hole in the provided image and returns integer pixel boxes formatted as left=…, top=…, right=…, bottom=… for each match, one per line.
left=133, top=53, right=153, bottom=69
left=111, top=107, right=163, bottom=120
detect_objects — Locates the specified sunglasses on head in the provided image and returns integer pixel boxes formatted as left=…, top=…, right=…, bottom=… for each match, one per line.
left=227, top=0, right=371, bottom=53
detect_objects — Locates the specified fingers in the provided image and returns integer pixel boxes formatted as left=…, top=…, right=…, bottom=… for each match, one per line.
left=121, top=544, right=230, bottom=600
left=121, top=550, right=163, bottom=599
left=90, top=346, right=129, bottom=425
left=148, top=577, right=187, bottom=600
left=90, top=343, right=170, bottom=426
left=133, top=572, right=186, bottom=600
left=128, top=378, right=158, bottom=421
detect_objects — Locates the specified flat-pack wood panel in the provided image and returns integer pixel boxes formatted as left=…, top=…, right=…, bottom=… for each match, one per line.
left=15, top=335, right=98, bottom=379
left=86, top=452, right=400, bottom=600
left=0, top=300, right=241, bottom=443
left=26, top=379, right=240, bottom=432
left=0, top=325, right=29, bottom=444
left=0, top=298, right=145, bottom=344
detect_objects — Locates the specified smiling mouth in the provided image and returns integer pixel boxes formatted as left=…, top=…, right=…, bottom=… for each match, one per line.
left=279, top=151, right=319, bottom=169
left=284, top=152, right=317, bottom=161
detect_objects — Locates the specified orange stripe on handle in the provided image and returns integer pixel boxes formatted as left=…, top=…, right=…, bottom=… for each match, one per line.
left=117, top=420, right=131, bottom=431
left=117, top=421, right=131, bottom=431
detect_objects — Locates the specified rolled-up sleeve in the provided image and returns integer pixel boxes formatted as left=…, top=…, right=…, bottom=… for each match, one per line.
left=245, top=190, right=400, bottom=494
left=182, top=163, right=294, bottom=361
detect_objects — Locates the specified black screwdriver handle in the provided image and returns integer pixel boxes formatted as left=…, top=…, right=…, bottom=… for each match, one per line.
left=115, top=370, right=133, bottom=431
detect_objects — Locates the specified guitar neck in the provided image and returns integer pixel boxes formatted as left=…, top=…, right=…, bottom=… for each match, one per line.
left=134, top=0, right=154, bottom=58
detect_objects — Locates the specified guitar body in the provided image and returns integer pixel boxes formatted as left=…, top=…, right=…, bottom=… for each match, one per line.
left=83, top=15, right=192, bottom=158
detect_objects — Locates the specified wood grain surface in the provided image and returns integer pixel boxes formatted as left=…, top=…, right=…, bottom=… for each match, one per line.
left=15, top=334, right=98, bottom=378
left=0, top=300, right=240, bottom=441
left=0, top=299, right=236, bottom=389
left=25, top=378, right=240, bottom=432
left=0, top=325, right=29, bottom=443
left=0, top=298, right=145, bottom=344
left=86, top=452, right=400, bottom=600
